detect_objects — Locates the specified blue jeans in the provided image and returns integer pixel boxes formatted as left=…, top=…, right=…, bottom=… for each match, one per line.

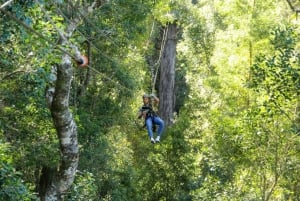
left=145, top=116, right=164, bottom=139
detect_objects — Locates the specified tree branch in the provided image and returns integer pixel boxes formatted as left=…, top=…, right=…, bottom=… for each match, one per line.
left=286, top=0, right=300, bottom=13
left=1, top=70, right=26, bottom=80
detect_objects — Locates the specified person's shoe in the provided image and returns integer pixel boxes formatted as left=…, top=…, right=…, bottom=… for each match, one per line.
left=155, top=136, right=160, bottom=143
left=151, top=138, right=155, bottom=144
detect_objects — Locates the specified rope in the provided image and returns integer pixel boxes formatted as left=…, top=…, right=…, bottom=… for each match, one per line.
left=0, top=0, right=13, bottom=8
left=151, top=25, right=168, bottom=93
left=141, top=20, right=156, bottom=57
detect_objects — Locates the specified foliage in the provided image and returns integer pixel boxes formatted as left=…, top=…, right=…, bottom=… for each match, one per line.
left=250, top=26, right=300, bottom=104
left=0, top=162, right=38, bottom=200
left=1, top=0, right=300, bottom=200
left=66, top=171, right=98, bottom=201
left=0, top=139, right=38, bottom=200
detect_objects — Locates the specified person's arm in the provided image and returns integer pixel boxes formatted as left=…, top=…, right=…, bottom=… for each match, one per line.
left=150, top=94, right=159, bottom=104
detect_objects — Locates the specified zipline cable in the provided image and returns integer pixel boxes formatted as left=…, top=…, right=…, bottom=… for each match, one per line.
left=34, top=0, right=78, bottom=54
left=65, top=0, right=119, bottom=48
left=53, top=2, right=158, bottom=95
left=0, top=4, right=80, bottom=62
left=0, top=4, right=135, bottom=93
left=0, top=0, right=13, bottom=8
left=151, top=25, right=168, bottom=93
left=54, top=4, right=123, bottom=66
left=144, top=21, right=156, bottom=55
left=58, top=0, right=163, bottom=95
left=49, top=4, right=137, bottom=93
left=63, top=0, right=160, bottom=69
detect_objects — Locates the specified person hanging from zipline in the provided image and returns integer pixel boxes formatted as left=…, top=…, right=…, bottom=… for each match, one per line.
left=138, top=94, right=164, bottom=144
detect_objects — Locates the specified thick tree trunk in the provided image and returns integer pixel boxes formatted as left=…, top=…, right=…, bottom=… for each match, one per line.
left=44, top=54, right=79, bottom=201
left=159, top=22, right=177, bottom=126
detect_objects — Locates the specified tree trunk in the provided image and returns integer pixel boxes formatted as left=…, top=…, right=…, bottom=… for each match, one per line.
left=159, top=22, right=177, bottom=126
left=44, top=54, right=79, bottom=201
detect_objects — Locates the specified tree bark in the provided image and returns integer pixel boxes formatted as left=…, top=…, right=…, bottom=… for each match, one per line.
left=159, top=22, right=177, bottom=126
left=44, top=54, right=79, bottom=201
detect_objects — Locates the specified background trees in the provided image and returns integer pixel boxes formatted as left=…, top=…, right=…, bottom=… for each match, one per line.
left=1, top=0, right=300, bottom=200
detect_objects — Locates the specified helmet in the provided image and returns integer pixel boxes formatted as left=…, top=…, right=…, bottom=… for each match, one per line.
left=142, top=94, right=150, bottom=98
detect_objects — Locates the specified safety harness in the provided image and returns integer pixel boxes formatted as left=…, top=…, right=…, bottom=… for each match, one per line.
left=141, top=104, right=157, bottom=118
left=141, top=104, right=157, bottom=131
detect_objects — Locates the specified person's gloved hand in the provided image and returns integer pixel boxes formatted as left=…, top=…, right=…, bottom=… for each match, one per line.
left=150, top=93, right=155, bottom=98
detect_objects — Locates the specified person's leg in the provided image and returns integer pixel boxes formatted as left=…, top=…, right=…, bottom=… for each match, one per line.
left=153, top=116, right=164, bottom=142
left=145, top=117, right=155, bottom=143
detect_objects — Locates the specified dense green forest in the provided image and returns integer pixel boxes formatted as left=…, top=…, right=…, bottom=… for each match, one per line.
left=1, top=0, right=300, bottom=200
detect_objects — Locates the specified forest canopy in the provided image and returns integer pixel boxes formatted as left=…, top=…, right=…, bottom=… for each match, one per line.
left=1, top=0, right=300, bottom=200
